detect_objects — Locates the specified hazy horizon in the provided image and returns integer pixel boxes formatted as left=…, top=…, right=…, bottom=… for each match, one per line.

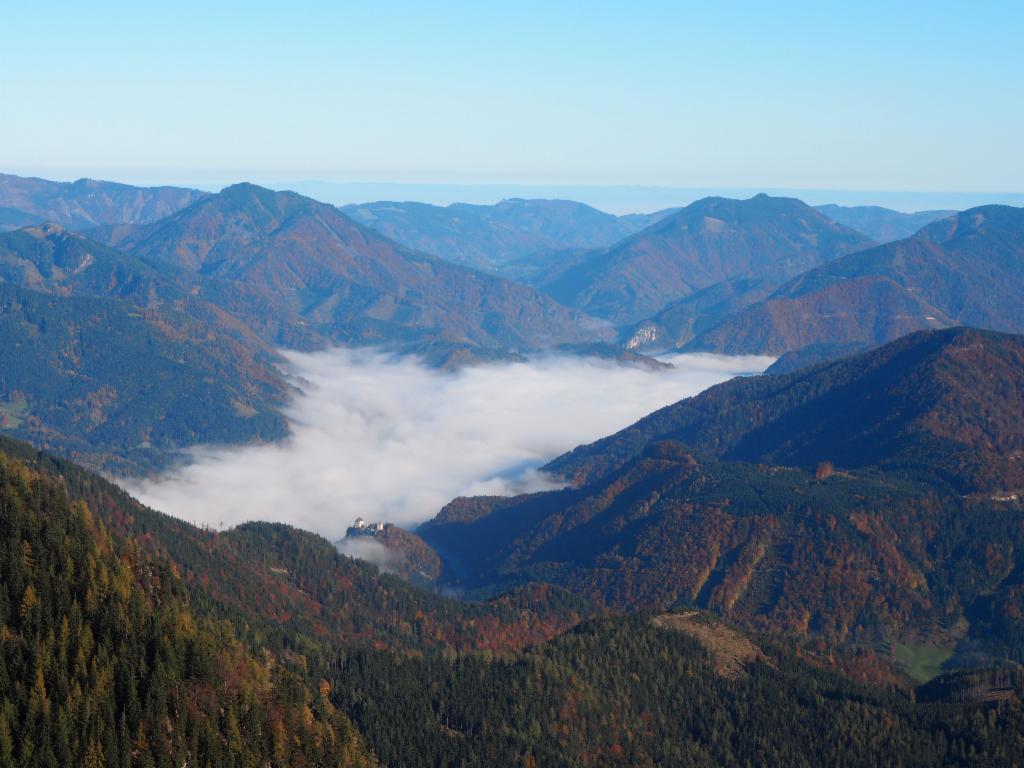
left=6, top=167, right=1022, bottom=215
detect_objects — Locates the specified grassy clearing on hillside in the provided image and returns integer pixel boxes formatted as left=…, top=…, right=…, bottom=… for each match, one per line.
left=0, top=395, right=28, bottom=429
left=894, top=642, right=955, bottom=683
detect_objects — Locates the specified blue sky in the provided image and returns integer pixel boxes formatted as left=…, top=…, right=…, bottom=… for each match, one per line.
left=2, top=1, right=1021, bottom=198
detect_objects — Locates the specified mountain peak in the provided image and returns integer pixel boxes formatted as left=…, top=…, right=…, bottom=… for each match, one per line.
left=916, top=203, right=1023, bottom=245
left=93, top=183, right=608, bottom=352
left=532, top=193, right=875, bottom=324
left=27, top=220, right=67, bottom=237
left=214, top=181, right=300, bottom=209
left=218, top=180, right=271, bottom=195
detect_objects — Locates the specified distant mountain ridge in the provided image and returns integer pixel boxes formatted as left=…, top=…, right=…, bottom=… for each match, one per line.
left=0, top=180, right=625, bottom=470
left=686, top=204, right=1024, bottom=360
left=0, top=172, right=207, bottom=231
left=815, top=204, right=957, bottom=243
left=530, top=194, right=876, bottom=325
left=342, top=197, right=676, bottom=274
left=98, top=183, right=612, bottom=354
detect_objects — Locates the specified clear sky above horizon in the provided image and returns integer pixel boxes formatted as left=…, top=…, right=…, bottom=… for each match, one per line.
left=2, top=1, right=1021, bottom=194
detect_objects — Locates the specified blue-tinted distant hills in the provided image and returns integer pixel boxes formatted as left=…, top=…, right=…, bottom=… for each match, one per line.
left=0, top=172, right=207, bottom=231
left=815, top=204, right=956, bottom=243
left=274, top=179, right=1024, bottom=215
left=342, top=197, right=675, bottom=273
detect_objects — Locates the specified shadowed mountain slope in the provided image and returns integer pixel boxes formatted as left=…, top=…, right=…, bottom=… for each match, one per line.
left=0, top=224, right=290, bottom=472
left=549, top=327, right=1024, bottom=492
left=0, top=283, right=288, bottom=473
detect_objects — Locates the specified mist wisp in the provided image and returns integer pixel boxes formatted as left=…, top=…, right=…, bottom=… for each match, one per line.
left=124, top=349, right=772, bottom=540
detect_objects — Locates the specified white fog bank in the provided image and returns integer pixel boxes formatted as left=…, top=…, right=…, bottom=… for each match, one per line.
left=124, top=349, right=773, bottom=540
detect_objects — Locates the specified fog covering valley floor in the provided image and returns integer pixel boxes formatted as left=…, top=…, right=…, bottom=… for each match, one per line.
left=123, top=347, right=772, bottom=537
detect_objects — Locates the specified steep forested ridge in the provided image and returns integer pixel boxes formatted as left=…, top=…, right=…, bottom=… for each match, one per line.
left=419, top=329, right=1024, bottom=669
left=0, top=448, right=376, bottom=767
left=549, top=327, right=1024, bottom=492
left=3, top=435, right=1024, bottom=766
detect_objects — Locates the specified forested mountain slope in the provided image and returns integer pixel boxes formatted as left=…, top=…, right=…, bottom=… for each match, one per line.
left=530, top=194, right=874, bottom=325
left=553, top=328, right=1024, bottom=492
left=687, top=205, right=1024, bottom=359
left=419, top=330, right=1024, bottom=666
left=0, top=282, right=287, bottom=473
left=99, top=183, right=609, bottom=352
left=4, top=435, right=1024, bottom=766
left=0, top=435, right=590, bottom=657
left=330, top=614, right=1024, bottom=768
left=0, top=446, right=376, bottom=767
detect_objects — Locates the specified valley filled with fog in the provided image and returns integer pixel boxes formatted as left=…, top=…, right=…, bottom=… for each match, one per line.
left=125, top=349, right=772, bottom=539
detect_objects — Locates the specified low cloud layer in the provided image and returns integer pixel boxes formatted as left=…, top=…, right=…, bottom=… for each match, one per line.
left=125, top=349, right=772, bottom=540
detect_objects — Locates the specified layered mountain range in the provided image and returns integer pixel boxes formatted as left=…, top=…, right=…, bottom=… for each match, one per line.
left=685, top=205, right=1024, bottom=363
left=0, top=179, right=619, bottom=468
left=3, top=173, right=1022, bottom=477
left=527, top=194, right=876, bottom=325
left=5, top=172, right=1024, bottom=765
left=342, top=197, right=675, bottom=274
left=97, top=183, right=608, bottom=352
left=412, top=329, right=1024, bottom=668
